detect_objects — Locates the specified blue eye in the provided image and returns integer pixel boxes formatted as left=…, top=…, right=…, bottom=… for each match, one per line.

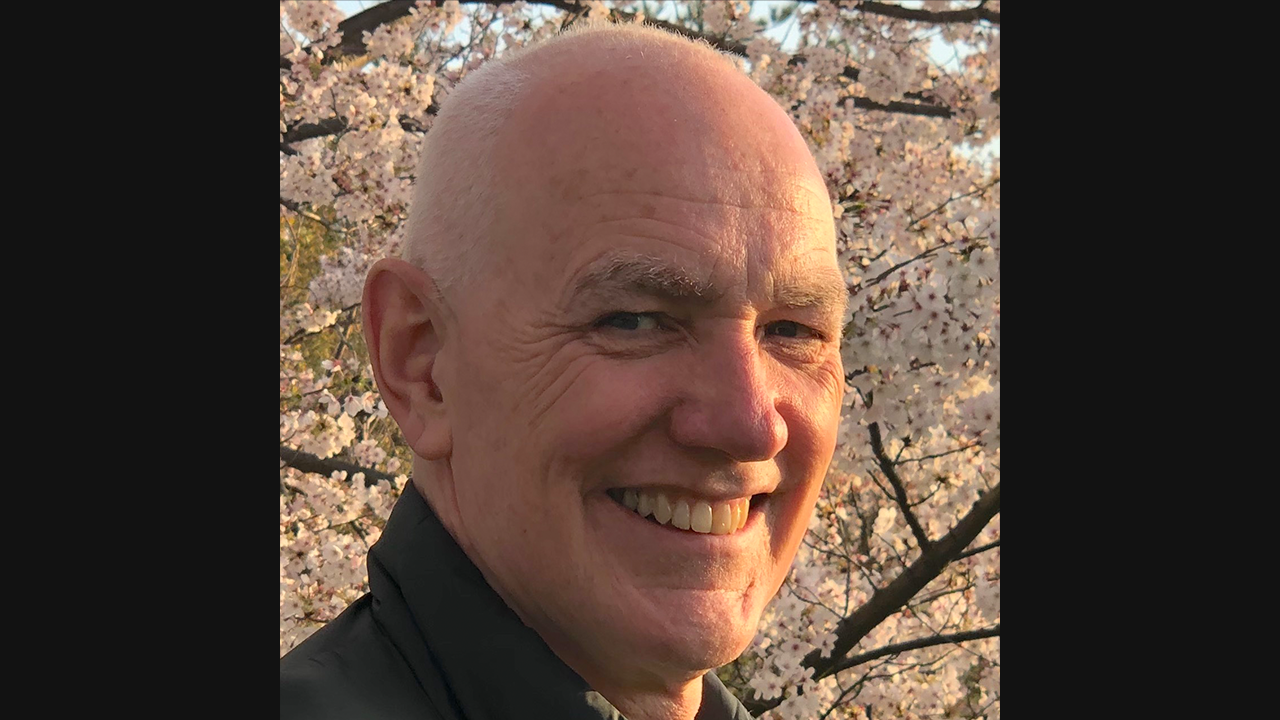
left=596, top=312, right=662, bottom=331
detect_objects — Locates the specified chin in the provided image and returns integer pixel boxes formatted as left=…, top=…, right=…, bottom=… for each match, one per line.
left=631, top=610, right=759, bottom=676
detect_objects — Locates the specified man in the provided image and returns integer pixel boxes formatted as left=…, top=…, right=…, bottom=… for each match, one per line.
left=281, top=20, right=849, bottom=720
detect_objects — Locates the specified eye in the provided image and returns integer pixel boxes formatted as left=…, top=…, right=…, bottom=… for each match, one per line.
left=595, top=312, right=664, bottom=331
left=765, top=320, right=823, bottom=340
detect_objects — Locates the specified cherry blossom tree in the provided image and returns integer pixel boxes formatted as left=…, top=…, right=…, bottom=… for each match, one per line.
left=280, top=2, right=1000, bottom=718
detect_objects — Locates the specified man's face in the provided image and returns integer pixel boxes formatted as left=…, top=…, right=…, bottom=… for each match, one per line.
left=431, top=60, right=847, bottom=687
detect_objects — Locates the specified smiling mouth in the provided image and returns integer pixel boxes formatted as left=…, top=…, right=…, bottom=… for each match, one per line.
left=606, top=488, right=765, bottom=535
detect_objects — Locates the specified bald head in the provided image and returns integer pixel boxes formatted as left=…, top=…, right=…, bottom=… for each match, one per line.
left=400, top=22, right=829, bottom=297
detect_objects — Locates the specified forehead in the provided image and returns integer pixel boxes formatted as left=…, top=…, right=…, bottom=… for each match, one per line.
left=559, top=163, right=833, bottom=272
left=495, top=166, right=840, bottom=320
left=482, top=50, right=839, bottom=304
left=491, top=48, right=827, bottom=213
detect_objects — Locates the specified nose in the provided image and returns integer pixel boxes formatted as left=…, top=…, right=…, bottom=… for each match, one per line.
left=668, top=335, right=788, bottom=463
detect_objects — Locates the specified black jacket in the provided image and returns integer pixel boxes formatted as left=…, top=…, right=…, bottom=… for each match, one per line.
left=280, top=486, right=755, bottom=719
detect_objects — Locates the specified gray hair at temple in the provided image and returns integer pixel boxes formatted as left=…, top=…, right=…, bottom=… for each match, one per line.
left=397, top=20, right=744, bottom=294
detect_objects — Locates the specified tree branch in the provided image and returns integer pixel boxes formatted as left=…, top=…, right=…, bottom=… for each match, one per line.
left=281, top=1, right=972, bottom=146
left=537, top=0, right=749, bottom=55
left=745, top=482, right=1000, bottom=715
left=895, top=441, right=982, bottom=467
left=280, top=0, right=421, bottom=71
left=281, top=0, right=996, bottom=75
left=281, top=302, right=362, bottom=345
left=543, top=2, right=966, bottom=118
left=955, top=539, right=1000, bottom=561
left=829, top=625, right=999, bottom=676
left=280, top=111, right=434, bottom=156
left=843, top=95, right=956, bottom=118
left=852, top=241, right=950, bottom=295
left=281, top=117, right=349, bottom=146
left=280, top=196, right=340, bottom=231
left=907, top=178, right=1001, bottom=232
left=851, top=1, right=1000, bottom=26
left=869, top=421, right=932, bottom=552
left=280, top=444, right=398, bottom=488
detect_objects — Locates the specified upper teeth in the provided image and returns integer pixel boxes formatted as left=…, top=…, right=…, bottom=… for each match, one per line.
left=620, top=488, right=750, bottom=535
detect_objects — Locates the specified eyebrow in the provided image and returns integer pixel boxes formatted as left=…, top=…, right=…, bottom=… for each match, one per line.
left=567, top=254, right=850, bottom=317
left=569, top=255, right=719, bottom=305
left=772, top=274, right=850, bottom=315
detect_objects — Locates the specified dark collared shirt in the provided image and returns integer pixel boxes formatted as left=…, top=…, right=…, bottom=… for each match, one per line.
left=281, top=486, right=754, bottom=719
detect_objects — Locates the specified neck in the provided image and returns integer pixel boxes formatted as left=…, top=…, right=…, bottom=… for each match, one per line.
left=592, top=673, right=705, bottom=720
left=504, top=592, right=710, bottom=720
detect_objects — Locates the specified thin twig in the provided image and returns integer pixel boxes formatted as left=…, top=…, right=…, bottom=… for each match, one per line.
left=280, top=196, right=346, bottom=233
left=830, top=625, right=999, bottom=675
left=954, top=539, right=1000, bottom=561
left=907, top=178, right=1001, bottom=232
left=869, top=422, right=933, bottom=552
left=853, top=243, right=951, bottom=296
left=895, top=441, right=983, bottom=466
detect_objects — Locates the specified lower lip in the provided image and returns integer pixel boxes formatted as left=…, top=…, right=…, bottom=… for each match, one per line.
left=596, top=493, right=764, bottom=549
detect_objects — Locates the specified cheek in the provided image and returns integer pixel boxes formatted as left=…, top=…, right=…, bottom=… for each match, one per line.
left=446, top=322, right=573, bottom=456
left=779, top=361, right=844, bottom=460
left=766, top=361, right=843, bottom=558
left=542, top=358, right=674, bottom=463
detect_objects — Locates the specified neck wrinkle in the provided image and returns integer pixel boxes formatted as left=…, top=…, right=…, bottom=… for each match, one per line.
left=596, top=673, right=705, bottom=720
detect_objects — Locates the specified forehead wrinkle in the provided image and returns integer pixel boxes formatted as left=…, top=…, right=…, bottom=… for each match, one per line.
left=587, top=220, right=722, bottom=253
left=579, top=188, right=820, bottom=215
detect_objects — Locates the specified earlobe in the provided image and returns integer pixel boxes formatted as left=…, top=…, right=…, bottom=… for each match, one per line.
left=361, top=258, right=453, bottom=460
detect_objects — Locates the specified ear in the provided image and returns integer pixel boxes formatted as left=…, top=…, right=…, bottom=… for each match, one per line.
left=361, top=258, right=452, bottom=461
